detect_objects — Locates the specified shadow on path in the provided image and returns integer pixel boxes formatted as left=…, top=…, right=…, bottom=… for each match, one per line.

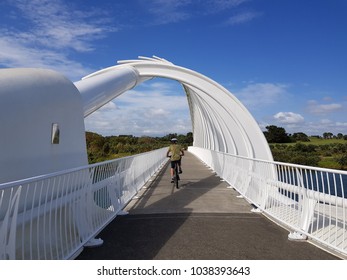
left=76, top=152, right=339, bottom=260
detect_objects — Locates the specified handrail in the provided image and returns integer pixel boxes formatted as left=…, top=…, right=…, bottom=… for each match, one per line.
left=188, top=146, right=347, bottom=258
left=2, top=145, right=346, bottom=259
left=0, top=148, right=168, bottom=260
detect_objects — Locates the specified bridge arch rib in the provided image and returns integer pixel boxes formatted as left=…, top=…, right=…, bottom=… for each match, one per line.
left=75, top=56, right=273, bottom=161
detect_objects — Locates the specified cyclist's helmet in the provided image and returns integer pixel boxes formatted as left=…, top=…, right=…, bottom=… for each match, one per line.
left=171, top=138, right=178, bottom=143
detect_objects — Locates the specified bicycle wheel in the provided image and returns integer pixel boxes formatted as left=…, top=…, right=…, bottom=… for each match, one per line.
left=174, top=163, right=179, bottom=189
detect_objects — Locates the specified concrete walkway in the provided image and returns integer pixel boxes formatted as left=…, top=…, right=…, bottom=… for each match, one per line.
left=77, top=151, right=339, bottom=260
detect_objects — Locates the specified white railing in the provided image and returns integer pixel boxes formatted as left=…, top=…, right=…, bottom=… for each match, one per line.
left=0, top=148, right=168, bottom=260
left=189, top=146, right=347, bottom=258
left=2, top=145, right=346, bottom=259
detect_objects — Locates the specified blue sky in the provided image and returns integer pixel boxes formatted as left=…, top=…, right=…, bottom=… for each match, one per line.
left=1, top=0, right=346, bottom=137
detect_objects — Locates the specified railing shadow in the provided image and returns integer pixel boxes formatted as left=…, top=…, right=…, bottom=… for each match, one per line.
left=76, top=152, right=339, bottom=260
left=76, top=152, right=241, bottom=259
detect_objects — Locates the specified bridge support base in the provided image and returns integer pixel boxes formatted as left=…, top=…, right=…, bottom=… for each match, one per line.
left=288, top=231, right=307, bottom=241
left=117, top=210, right=129, bottom=215
left=84, top=238, right=104, bottom=248
left=251, top=207, right=262, bottom=213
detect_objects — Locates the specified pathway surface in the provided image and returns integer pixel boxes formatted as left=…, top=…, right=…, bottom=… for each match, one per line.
left=77, top=152, right=339, bottom=260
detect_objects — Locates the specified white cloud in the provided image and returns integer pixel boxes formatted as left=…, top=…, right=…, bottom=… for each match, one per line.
left=320, top=119, right=333, bottom=125
left=273, top=112, right=304, bottom=124
left=98, top=101, right=118, bottom=112
left=307, top=100, right=343, bottom=115
left=84, top=80, right=192, bottom=136
left=146, top=0, right=254, bottom=25
left=144, top=108, right=168, bottom=118
left=302, top=119, right=347, bottom=135
left=0, top=37, right=92, bottom=79
left=228, top=83, right=347, bottom=136
left=234, top=83, right=288, bottom=109
left=10, top=0, right=115, bottom=51
left=336, top=122, right=347, bottom=127
left=87, top=79, right=347, bottom=137
left=264, top=116, right=347, bottom=136
left=147, top=0, right=192, bottom=25
left=0, top=0, right=117, bottom=80
left=230, top=82, right=347, bottom=136
left=199, top=0, right=249, bottom=14
left=225, top=11, right=262, bottom=25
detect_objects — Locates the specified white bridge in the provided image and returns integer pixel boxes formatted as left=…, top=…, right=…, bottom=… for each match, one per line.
left=0, top=56, right=346, bottom=259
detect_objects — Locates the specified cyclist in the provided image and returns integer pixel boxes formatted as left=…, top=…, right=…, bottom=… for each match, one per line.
left=166, top=138, right=184, bottom=183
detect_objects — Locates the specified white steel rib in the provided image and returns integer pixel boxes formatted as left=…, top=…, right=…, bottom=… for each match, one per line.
left=75, top=56, right=272, bottom=161
left=1, top=56, right=347, bottom=260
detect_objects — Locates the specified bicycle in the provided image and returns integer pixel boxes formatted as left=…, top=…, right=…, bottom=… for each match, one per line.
left=172, top=160, right=180, bottom=189
left=168, top=155, right=182, bottom=189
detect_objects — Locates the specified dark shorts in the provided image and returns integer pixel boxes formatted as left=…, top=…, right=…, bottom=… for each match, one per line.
left=170, top=159, right=181, bottom=168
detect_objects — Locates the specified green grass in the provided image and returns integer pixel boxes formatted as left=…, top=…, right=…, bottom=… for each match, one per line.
left=318, top=156, right=341, bottom=170
left=307, top=137, right=346, bottom=145
left=270, top=138, right=346, bottom=146
left=269, top=138, right=347, bottom=170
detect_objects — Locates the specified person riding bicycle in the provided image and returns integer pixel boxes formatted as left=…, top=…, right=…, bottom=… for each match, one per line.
left=166, top=138, right=184, bottom=183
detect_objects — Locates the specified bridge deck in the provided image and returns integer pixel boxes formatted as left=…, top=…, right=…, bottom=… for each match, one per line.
left=77, top=151, right=339, bottom=260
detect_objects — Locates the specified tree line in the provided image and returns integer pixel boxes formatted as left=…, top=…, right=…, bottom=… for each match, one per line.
left=86, top=126, right=347, bottom=170
left=264, top=125, right=347, bottom=170
left=263, top=125, right=347, bottom=143
left=86, top=132, right=193, bottom=163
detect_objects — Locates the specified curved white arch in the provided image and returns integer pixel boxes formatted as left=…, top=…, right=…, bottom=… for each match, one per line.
left=74, top=56, right=273, bottom=161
